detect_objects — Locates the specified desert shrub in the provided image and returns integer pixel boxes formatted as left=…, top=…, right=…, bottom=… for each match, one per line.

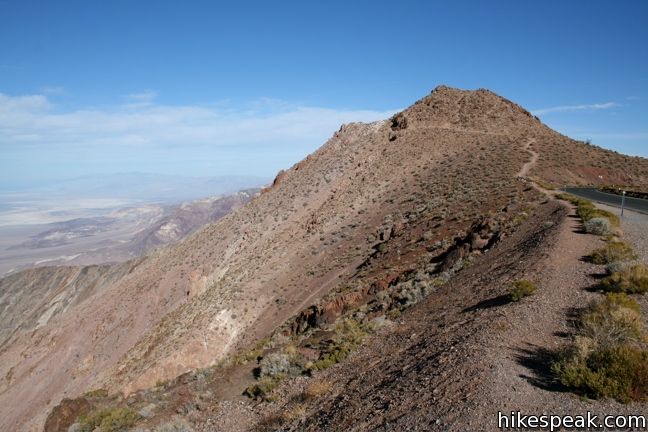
left=589, top=209, right=620, bottom=228
left=552, top=293, right=648, bottom=403
left=605, top=261, right=624, bottom=275
left=258, top=353, right=291, bottom=378
left=599, top=264, right=648, bottom=294
left=78, top=407, right=140, bottom=432
left=302, top=379, right=333, bottom=400
left=534, top=179, right=556, bottom=190
left=244, top=376, right=282, bottom=400
left=224, top=347, right=263, bottom=367
left=395, top=279, right=434, bottom=308
left=579, top=294, right=644, bottom=348
left=83, top=388, right=109, bottom=399
left=557, top=194, right=619, bottom=228
left=312, top=341, right=354, bottom=370
left=508, top=280, right=537, bottom=301
left=312, top=319, right=369, bottom=370
left=588, top=241, right=636, bottom=264
left=575, top=200, right=619, bottom=226
left=584, top=217, right=611, bottom=235
left=552, top=345, right=648, bottom=402
left=512, top=212, right=528, bottom=226
left=387, top=308, right=401, bottom=319
left=556, top=193, right=587, bottom=206
left=578, top=205, right=618, bottom=226
left=602, top=292, right=641, bottom=313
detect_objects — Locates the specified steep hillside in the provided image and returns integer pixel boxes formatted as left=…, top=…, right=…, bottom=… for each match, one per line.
left=0, top=262, right=141, bottom=350
left=2, top=86, right=647, bottom=432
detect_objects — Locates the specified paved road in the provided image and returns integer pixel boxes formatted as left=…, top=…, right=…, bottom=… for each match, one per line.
left=563, top=187, right=648, bottom=214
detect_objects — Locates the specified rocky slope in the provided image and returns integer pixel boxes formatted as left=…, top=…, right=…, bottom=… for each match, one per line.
left=2, top=86, right=648, bottom=432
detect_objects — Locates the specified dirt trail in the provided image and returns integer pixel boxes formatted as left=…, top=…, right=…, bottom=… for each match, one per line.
left=517, top=139, right=538, bottom=178
left=462, top=201, right=644, bottom=430
left=475, top=204, right=599, bottom=408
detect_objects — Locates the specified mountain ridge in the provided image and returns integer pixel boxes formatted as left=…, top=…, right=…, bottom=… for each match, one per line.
left=1, top=86, right=647, bottom=432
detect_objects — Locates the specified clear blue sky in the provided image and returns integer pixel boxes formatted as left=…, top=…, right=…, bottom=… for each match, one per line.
left=1, top=0, right=647, bottom=188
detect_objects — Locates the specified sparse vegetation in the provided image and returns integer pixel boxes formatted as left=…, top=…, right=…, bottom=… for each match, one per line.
left=552, top=345, right=648, bottom=403
left=533, top=179, right=556, bottom=190
left=556, top=194, right=620, bottom=230
left=220, top=338, right=270, bottom=368
left=312, top=318, right=371, bottom=370
left=259, top=352, right=290, bottom=377
left=512, top=212, right=528, bottom=226
left=554, top=189, right=648, bottom=403
left=580, top=208, right=620, bottom=229
left=552, top=293, right=648, bottom=403
left=583, top=217, right=611, bottom=236
left=508, top=280, right=537, bottom=301
left=244, top=376, right=283, bottom=400
left=302, top=379, right=333, bottom=400
left=82, top=388, right=109, bottom=399
left=599, top=263, right=648, bottom=294
left=77, top=407, right=140, bottom=432
left=579, top=294, right=644, bottom=348
left=588, top=241, right=636, bottom=264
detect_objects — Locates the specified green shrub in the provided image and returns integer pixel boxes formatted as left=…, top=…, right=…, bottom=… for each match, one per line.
left=312, top=319, right=369, bottom=370
left=534, top=179, right=556, bottom=190
left=512, top=212, right=528, bottom=226
left=599, top=264, right=648, bottom=294
left=552, top=293, right=648, bottom=403
left=552, top=345, right=648, bottom=403
left=78, top=407, right=140, bottom=432
left=604, top=292, right=641, bottom=313
left=588, top=241, right=636, bottom=264
left=244, top=376, right=282, bottom=400
left=508, top=280, right=537, bottom=301
left=580, top=207, right=620, bottom=228
left=556, top=193, right=588, bottom=207
left=312, top=341, right=354, bottom=370
left=557, top=194, right=619, bottom=228
left=83, top=388, right=109, bottom=399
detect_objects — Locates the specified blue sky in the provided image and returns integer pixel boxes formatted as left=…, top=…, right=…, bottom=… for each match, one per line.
left=1, top=0, right=647, bottom=189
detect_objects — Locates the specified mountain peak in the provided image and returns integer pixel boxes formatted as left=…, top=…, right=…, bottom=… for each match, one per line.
left=387, top=85, right=540, bottom=133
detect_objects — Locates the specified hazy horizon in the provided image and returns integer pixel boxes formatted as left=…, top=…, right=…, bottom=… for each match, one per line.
left=0, top=172, right=267, bottom=229
left=2, top=1, right=647, bottom=190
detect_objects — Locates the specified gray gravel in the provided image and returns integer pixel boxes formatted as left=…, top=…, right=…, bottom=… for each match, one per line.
left=597, top=203, right=648, bottom=263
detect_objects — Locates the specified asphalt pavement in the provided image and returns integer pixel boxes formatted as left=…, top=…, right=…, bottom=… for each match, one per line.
left=563, top=187, right=648, bottom=214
